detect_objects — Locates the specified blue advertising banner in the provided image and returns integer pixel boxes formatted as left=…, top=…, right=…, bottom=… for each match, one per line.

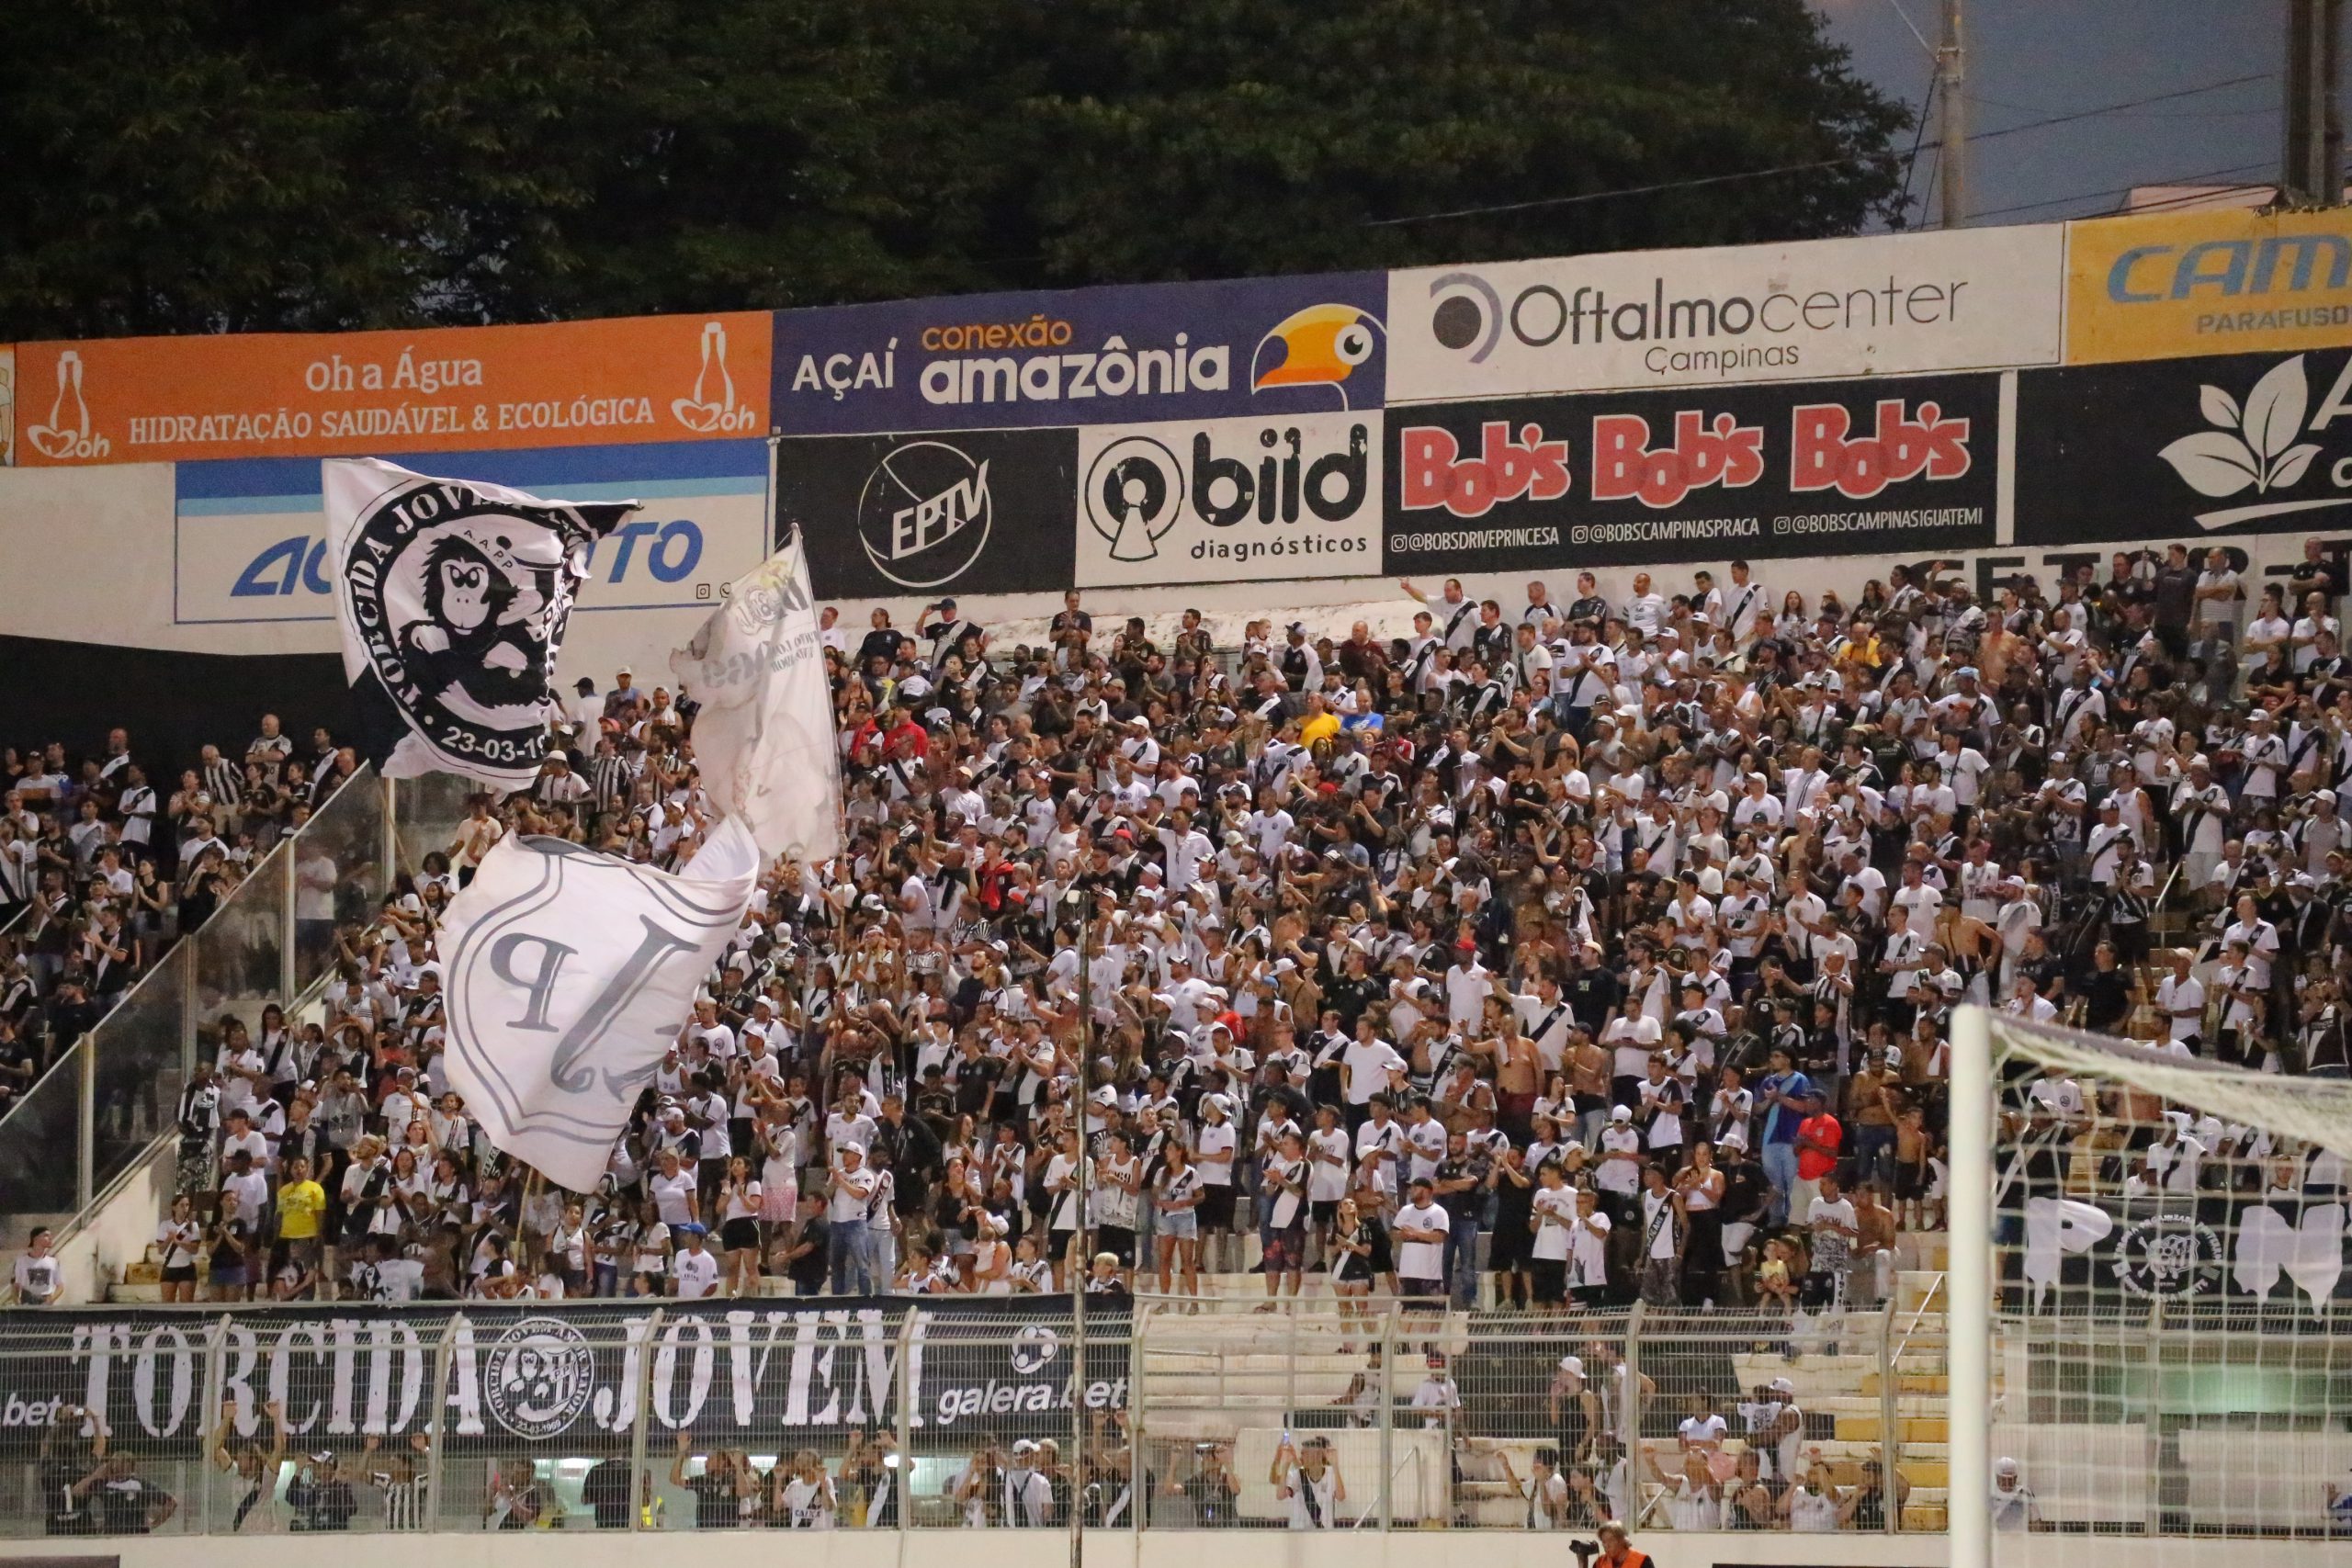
left=173, top=439, right=772, bottom=627
left=772, top=272, right=1388, bottom=435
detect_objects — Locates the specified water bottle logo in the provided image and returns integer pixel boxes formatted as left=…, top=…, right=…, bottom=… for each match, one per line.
left=672, top=321, right=757, bottom=434
left=26, top=350, right=112, bottom=461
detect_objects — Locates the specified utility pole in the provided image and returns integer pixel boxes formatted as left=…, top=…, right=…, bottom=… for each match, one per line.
left=1938, top=0, right=1969, bottom=228
left=2283, top=0, right=2346, bottom=208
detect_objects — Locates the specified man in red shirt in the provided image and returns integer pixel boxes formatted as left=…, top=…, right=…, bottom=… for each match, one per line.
left=1792, top=1105, right=1844, bottom=1222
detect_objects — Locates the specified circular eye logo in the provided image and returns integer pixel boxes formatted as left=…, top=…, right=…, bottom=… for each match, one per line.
left=482, top=1316, right=598, bottom=1438
left=1083, top=435, right=1182, bottom=563
left=855, top=441, right=993, bottom=589
left=2111, top=1216, right=2224, bottom=1299
left=1009, top=1323, right=1061, bottom=1375
left=1427, top=272, right=1503, bottom=362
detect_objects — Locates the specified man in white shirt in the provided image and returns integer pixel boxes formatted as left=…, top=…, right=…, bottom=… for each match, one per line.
left=1392, top=1178, right=1451, bottom=1299
left=672, top=1225, right=721, bottom=1299
left=1443, top=938, right=1492, bottom=1029
left=10, top=1225, right=62, bottom=1304
left=2154, top=949, right=2206, bottom=1051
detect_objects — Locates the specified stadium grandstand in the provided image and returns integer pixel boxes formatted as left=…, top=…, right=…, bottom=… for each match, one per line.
left=3, top=13, right=2351, bottom=1562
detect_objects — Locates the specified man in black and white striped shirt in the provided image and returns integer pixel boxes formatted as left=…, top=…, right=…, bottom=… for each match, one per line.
left=360, top=1432, right=431, bottom=1530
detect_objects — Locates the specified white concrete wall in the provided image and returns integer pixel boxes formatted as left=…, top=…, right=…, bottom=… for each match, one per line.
left=47, top=1141, right=172, bottom=1304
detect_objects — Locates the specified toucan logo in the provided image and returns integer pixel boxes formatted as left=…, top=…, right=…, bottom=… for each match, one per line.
left=1250, top=305, right=1383, bottom=407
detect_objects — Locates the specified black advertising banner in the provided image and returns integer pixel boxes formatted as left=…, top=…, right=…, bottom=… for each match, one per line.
left=776, top=428, right=1079, bottom=599
left=1383, top=371, right=2000, bottom=575
left=2003, top=1190, right=2350, bottom=1314
left=2016, top=345, right=2352, bottom=546
left=0, top=1296, right=1126, bottom=1457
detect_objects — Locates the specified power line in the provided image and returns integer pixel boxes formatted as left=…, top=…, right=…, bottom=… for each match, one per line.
left=1965, top=71, right=2272, bottom=120
left=1961, top=72, right=2273, bottom=147
left=1957, top=161, right=2276, bottom=223
left=1364, top=69, right=2277, bottom=229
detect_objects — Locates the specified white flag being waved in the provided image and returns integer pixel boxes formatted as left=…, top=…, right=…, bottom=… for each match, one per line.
left=438, top=815, right=760, bottom=1191
left=326, top=457, right=636, bottom=792
left=669, top=529, right=844, bottom=863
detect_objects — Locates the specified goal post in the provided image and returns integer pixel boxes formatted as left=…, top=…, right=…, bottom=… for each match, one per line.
left=1951, top=1003, right=1994, bottom=1568
left=1958, top=1002, right=2352, bottom=1548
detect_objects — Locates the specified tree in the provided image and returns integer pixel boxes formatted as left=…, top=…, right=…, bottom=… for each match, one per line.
left=0, top=0, right=1907, bottom=340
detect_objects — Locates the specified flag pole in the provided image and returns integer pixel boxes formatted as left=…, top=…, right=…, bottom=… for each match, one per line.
left=1069, top=897, right=1091, bottom=1566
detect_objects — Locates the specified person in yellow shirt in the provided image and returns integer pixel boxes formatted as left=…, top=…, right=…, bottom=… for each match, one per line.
left=276, top=1155, right=327, bottom=1277
left=1300, top=694, right=1341, bottom=751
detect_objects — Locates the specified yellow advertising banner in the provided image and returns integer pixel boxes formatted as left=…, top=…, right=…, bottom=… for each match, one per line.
left=10, top=312, right=770, bottom=466
left=2065, top=205, right=2352, bottom=364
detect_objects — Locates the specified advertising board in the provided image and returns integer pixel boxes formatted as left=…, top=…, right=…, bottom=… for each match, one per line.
left=173, top=439, right=770, bottom=626
left=12, top=313, right=770, bottom=467
left=1073, top=410, right=1382, bottom=587
left=1383, top=370, right=2001, bottom=576
left=1387, top=226, right=2061, bottom=403
left=772, top=273, right=1387, bottom=435
left=2015, top=346, right=2352, bottom=544
left=2064, top=206, right=2352, bottom=365
left=776, top=427, right=1080, bottom=600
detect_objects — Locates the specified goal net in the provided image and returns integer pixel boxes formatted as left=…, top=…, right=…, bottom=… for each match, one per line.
left=1952, top=1006, right=2352, bottom=1561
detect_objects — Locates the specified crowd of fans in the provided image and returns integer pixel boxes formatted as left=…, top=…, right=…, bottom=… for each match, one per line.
left=6, top=544, right=2351, bottom=1322
left=26, top=541, right=2352, bottom=1541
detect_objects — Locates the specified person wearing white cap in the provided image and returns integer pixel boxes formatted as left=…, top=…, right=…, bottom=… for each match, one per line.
left=1193, top=1091, right=1240, bottom=1277
left=1595, top=1103, right=1645, bottom=1214
left=1989, top=1455, right=2038, bottom=1530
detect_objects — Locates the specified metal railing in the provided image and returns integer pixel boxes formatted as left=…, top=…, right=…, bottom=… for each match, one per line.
left=0, top=1299, right=1931, bottom=1538
left=0, top=769, right=474, bottom=1249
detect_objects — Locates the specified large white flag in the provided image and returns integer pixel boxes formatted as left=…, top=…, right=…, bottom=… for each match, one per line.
left=438, top=815, right=760, bottom=1190
left=669, top=530, right=844, bottom=863
left=326, top=457, right=635, bottom=792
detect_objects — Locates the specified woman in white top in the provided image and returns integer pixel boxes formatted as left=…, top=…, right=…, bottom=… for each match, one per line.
left=718, top=1155, right=764, bottom=1296
left=631, top=1196, right=673, bottom=1294
left=1153, top=1143, right=1202, bottom=1298
left=755, top=1112, right=801, bottom=1240
left=650, top=1147, right=700, bottom=1228
left=157, top=1193, right=203, bottom=1302
left=1674, top=1142, right=1726, bottom=1306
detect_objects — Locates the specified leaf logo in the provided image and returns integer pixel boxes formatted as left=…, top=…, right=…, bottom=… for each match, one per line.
left=2158, top=355, right=2324, bottom=499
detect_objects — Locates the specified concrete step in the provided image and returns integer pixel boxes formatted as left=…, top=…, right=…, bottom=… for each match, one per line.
left=1861, top=1371, right=1951, bottom=1395
left=1835, top=1414, right=1949, bottom=1443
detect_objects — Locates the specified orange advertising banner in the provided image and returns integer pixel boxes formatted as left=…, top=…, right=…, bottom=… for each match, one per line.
left=10, top=311, right=771, bottom=466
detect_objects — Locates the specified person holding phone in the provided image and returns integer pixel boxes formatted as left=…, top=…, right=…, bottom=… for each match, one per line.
left=1270, top=1434, right=1345, bottom=1529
